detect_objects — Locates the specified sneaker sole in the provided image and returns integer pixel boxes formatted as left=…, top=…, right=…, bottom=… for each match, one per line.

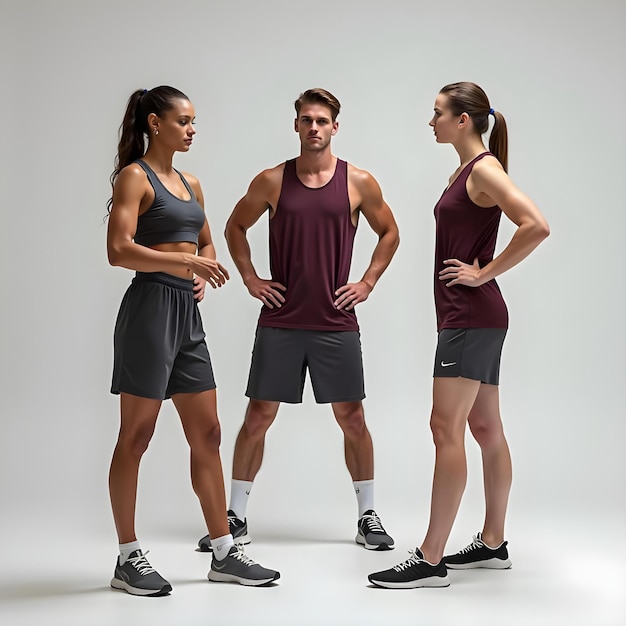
left=368, top=575, right=450, bottom=589
left=199, top=534, right=252, bottom=553
left=446, top=558, right=512, bottom=570
left=355, top=533, right=395, bottom=551
left=207, top=571, right=279, bottom=586
left=110, top=577, right=172, bottom=596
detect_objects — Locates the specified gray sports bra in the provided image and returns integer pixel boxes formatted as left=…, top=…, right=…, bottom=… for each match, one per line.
left=133, top=160, right=205, bottom=247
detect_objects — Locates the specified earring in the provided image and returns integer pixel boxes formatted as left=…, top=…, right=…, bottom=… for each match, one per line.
left=153, top=128, right=159, bottom=136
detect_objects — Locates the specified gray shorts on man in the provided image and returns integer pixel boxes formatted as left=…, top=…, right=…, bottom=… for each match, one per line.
left=246, top=327, right=365, bottom=404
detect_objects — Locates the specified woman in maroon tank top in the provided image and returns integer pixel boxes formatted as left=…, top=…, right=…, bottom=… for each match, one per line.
left=369, top=82, right=550, bottom=589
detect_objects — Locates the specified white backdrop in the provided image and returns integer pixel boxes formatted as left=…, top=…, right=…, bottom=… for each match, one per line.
left=1, top=0, right=624, bottom=557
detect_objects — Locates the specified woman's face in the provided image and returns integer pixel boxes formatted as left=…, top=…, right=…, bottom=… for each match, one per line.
left=429, top=93, right=458, bottom=144
left=151, top=98, right=196, bottom=152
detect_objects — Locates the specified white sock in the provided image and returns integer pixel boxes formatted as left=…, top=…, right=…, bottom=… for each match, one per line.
left=353, top=479, right=375, bottom=517
left=229, top=479, right=253, bottom=520
left=119, top=540, right=141, bottom=565
left=212, top=534, right=235, bottom=561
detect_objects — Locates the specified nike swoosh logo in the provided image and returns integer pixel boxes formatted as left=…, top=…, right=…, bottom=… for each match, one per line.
left=441, top=361, right=457, bottom=367
left=212, top=560, right=228, bottom=571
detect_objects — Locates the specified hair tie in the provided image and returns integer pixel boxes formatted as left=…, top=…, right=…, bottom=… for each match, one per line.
left=142, top=89, right=148, bottom=95
left=489, top=108, right=495, bottom=116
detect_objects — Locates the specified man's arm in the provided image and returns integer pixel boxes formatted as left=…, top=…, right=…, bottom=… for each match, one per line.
left=224, top=166, right=287, bottom=309
left=334, top=167, right=400, bottom=311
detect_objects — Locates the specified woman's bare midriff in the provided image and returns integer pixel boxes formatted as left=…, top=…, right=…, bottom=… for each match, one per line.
left=151, top=242, right=198, bottom=279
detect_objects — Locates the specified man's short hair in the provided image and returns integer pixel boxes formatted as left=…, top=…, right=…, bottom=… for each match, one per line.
left=294, top=88, right=341, bottom=121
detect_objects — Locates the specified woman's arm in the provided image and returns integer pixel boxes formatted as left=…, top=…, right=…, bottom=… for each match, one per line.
left=187, top=174, right=229, bottom=301
left=440, top=158, right=550, bottom=287
left=107, top=165, right=228, bottom=286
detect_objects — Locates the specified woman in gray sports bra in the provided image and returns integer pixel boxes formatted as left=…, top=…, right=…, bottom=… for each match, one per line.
left=106, top=86, right=279, bottom=595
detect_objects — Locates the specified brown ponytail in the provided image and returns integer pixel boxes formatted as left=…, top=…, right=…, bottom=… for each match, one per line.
left=488, top=110, right=508, bottom=173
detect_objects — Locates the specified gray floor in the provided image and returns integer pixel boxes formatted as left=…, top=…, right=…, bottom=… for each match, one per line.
left=1, top=511, right=624, bottom=626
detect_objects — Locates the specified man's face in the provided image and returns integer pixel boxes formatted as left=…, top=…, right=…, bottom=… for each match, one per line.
left=294, top=103, right=338, bottom=152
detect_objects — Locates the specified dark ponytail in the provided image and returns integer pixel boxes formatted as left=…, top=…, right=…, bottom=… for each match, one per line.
left=488, top=111, right=508, bottom=173
left=439, top=82, right=509, bottom=172
left=107, top=86, right=189, bottom=212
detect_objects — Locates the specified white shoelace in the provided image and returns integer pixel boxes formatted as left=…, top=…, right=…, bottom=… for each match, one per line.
left=128, top=551, right=156, bottom=576
left=459, top=535, right=484, bottom=554
left=362, top=513, right=384, bottom=533
left=393, top=550, right=423, bottom=572
left=231, top=545, right=255, bottom=567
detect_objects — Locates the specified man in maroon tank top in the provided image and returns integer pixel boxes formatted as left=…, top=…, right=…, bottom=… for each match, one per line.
left=197, top=88, right=400, bottom=553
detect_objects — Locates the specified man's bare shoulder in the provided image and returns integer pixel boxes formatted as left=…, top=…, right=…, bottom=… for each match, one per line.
left=346, top=162, right=380, bottom=192
left=252, top=162, right=286, bottom=190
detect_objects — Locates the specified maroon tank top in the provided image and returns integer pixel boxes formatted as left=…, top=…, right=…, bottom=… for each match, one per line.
left=433, top=152, right=509, bottom=331
left=258, top=158, right=359, bottom=331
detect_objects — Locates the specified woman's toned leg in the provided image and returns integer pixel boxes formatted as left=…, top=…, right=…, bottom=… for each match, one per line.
left=109, top=393, right=162, bottom=543
left=467, top=383, right=512, bottom=546
left=420, top=376, right=481, bottom=564
left=172, top=389, right=229, bottom=539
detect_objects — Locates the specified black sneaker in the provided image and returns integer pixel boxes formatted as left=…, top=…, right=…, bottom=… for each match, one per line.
left=110, top=550, right=172, bottom=596
left=198, top=510, right=251, bottom=552
left=356, top=509, right=395, bottom=551
left=368, top=548, right=450, bottom=589
left=443, top=532, right=512, bottom=569
left=208, top=545, right=280, bottom=586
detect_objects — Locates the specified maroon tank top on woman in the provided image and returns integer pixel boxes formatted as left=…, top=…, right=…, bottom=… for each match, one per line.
left=258, top=158, right=359, bottom=331
left=433, top=152, right=509, bottom=331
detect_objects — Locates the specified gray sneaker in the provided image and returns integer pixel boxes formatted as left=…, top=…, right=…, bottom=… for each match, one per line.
left=110, top=550, right=172, bottom=596
left=208, top=545, right=280, bottom=586
left=198, top=509, right=251, bottom=552
left=356, top=509, right=395, bottom=550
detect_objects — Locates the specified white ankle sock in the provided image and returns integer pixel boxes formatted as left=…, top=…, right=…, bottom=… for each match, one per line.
left=353, top=479, right=374, bottom=517
left=212, top=534, right=235, bottom=561
left=229, top=479, right=253, bottom=520
left=119, top=540, right=141, bottom=565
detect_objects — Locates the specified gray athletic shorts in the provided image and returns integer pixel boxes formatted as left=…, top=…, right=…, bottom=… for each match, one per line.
left=433, top=328, right=507, bottom=385
left=246, top=327, right=366, bottom=404
left=111, top=272, right=216, bottom=400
